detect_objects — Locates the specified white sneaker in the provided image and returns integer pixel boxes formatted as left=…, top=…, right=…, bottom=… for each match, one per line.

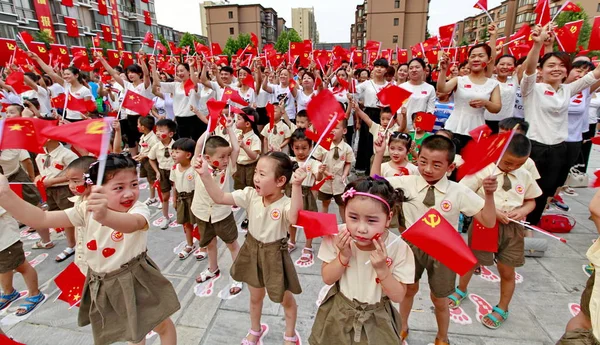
left=144, top=197, right=158, bottom=206
left=157, top=217, right=169, bottom=230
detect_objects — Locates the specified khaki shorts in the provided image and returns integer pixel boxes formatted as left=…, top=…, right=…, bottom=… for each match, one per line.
left=0, top=241, right=25, bottom=273
left=158, top=168, right=171, bottom=193
left=175, top=192, right=196, bottom=225
left=233, top=162, right=256, bottom=190
left=409, top=243, right=456, bottom=298
left=196, top=213, right=238, bottom=248
left=556, top=329, right=600, bottom=345
left=318, top=191, right=344, bottom=205
left=468, top=221, right=525, bottom=267
left=581, top=273, right=595, bottom=319
left=47, top=185, right=74, bottom=211
left=139, top=158, right=156, bottom=183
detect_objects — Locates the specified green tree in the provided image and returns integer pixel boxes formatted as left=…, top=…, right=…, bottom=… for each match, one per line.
left=479, top=27, right=489, bottom=41
left=177, top=32, right=207, bottom=54
left=425, top=28, right=431, bottom=40
left=34, top=30, right=54, bottom=48
left=158, top=33, right=171, bottom=54
left=274, top=28, right=302, bottom=53
left=222, top=33, right=251, bottom=57
left=555, top=3, right=599, bottom=57
left=458, top=38, right=470, bottom=46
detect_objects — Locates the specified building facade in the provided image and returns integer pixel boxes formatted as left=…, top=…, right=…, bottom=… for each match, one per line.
left=291, top=7, right=318, bottom=43
left=350, top=0, right=430, bottom=50
left=0, top=0, right=202, bottom=53
left=455, top=0, right=600, bottom=45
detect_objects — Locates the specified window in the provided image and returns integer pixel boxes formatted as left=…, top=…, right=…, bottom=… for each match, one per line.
left=229, top=27, right=234, bottom=35
left=392, top=35, right=398, bottom=43
left=393, top=18, right=399, bottom=26
left=394, top=0, right=400, bottom=9
left=498, top=20, right=506, bottom=28
left=597, top=3, right=600, bottom=12
left=228, top=11, right=233, bottom=19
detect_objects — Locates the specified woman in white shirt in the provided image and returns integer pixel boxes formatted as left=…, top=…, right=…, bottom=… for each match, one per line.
left=521, top=24, right=600, bottom=226
left=582, top=91, right=600, bottom=172
left=399, top=58, right=436, bottom=130
left=331, top=68, right=354, bottom=144
left=296, top=72, right=316, bottom=112
left=484, top=55, right=519, bottom=133
left=262, top=68, right=297, bottom=120
left=22, top=73, right=51, bottom=117
left=437, top=43, right=502, bottom=152
left=236, top=66, right=256, bottom=107
left=395, top=63, right=408, bottom=85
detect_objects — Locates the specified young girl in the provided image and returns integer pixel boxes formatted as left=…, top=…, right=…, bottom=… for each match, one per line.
left=309, top=177, right=415, bottom=344
left=379, top=132, right=419, bottom=178
left=287, top=129, right=325, bottom=266
left=0, top=154, right=180, bottom=345
left=196, top=152, right=306, bottom=345
left=260, top=102, right=291, bottom=153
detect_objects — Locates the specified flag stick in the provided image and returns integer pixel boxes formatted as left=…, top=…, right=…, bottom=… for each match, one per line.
left=508, top=218, right=567, bottom=243
left=304, top=116, right=339, bottom=169
left=538, top=0, right=547, bottom=25
left=8, top=182, right=35, bottom=185
left=502, top=35, right=525, bottom=47
left=551, top=2, right=568, bottom=23
left=151, top=40, right=158, bottom=57
left=365, top=234, right=403, bottom=265
left=61, top=90, right=70, bottom=120
left=477, top=4, right=495, bottom=23
left=200, top=117, right=211, bottom=156
left=16, top=33, right=29, bottom=51
left=0, top=119, right=5, bottom=148
left=554, top=34, right=566, bottom=51
left=95, top=117, right=114, bottom=186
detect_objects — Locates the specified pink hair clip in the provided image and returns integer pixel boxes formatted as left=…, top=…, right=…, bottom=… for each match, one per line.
left=341, top=188, right=357, bottom=201
left=342, top=187, right=391, bottom=212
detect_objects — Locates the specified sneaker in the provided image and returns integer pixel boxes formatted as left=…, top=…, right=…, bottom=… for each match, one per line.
left=563, top=187, right=577, bottom=196
left=551, top=198, right=570, bottom=212
left=241, top=219, right=249, bottom=230
left=157, top=217, right=169, bottom=230
left=585, top=263, right=595, bottom=277
left=144, top=197, right=158, bottom=206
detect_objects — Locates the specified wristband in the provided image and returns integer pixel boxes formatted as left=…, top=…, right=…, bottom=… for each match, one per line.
left=338, top=252, right=350, bottom=267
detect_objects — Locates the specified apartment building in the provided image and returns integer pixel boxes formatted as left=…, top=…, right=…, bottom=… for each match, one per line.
left=292, top=7, right=318, bottom=43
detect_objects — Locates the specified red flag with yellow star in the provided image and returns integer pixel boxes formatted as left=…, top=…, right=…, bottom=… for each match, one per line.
left=306, top=89, right=346, bottom=149
left=457, top=130, right=513, bottom=180
left=0, top=117, right=53, bottom=153
left=121, top=89, right=154, bottom=115
left=377, top=85, right=412, bottom=114
left=555, top=20, right=583, bottom=53
left=54, top=262, right=85, bottom=308
left=5, top=71, right=31, bottom=94
left=41, top=119, right=112, bottom=156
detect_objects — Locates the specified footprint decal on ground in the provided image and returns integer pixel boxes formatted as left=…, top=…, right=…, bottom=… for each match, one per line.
left=469, top=293, right=493, bottom=323
left=152, top=214, right=174, bottom=227
left=28, top=253, right=48, bottom=268
left=515, top=271, right=523, bottom=284
left=479, top=266, right=500, bottom=282
left=194, top=273, right=221, bottom=297
left=449, top=306, right=473, bottom=325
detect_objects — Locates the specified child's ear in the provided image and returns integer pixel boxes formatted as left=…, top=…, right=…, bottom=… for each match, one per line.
left=447, top=162, right=456, bottom=174
left=186, top=152, right=193, bottom=160
left=276, top=175, right=287, bottom=188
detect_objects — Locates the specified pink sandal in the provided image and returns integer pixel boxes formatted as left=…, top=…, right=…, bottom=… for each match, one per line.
left=284, top=331, right=301, bottom=345
left=241, top=324, right=268, bottom=345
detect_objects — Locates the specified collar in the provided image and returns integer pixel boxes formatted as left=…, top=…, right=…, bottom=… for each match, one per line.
left=416, top=174, right=449, bottom=194
left=45, top=143, right=65, bottom=158
left=157, top=140, right=174, bottom=149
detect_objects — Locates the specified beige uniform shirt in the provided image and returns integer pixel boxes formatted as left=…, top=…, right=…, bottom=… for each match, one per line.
left=0, top=208, right=20, bottom=252
left=291, top=157, right=321, bottom=187
left=148, top=139, right=174, bottom=170
left=314, top=141, right=355, bottom=195
left=139, top=131, right=159, bottom=157
left=170, top=164, right=195, bottom=193
left=70, top=195, right=88, bottom=275
left=380, top=161, right=420, bottom=178
left=237, top=131, right=261, bottom=165
left=319, top=225, right=415, bottom=304
left=64, top=201, right=150, bottom=273
left=261, top=121, right=291, bottom=152
left=191, top=157, right=236, bottom=223
left=586, top=239, right=600, bottom=340
left=232, top=187, right=291, bottom=243
left=522, top=157, right=540, bottom=180
left=35, top=144, right=78, bottom=186
left=369, top=123, right=399, bottom=156
left=459, top=163, right=542, bottom=213
left=0, top=149, right=30, bottom=177
left=387, top=175, right=484, bottom=230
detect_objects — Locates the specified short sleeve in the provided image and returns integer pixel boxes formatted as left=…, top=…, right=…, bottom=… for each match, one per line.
left=250, top=135, right=261, bottom=152
left=459, top=170, right=484, bottom=193
left=391, top=239, right=415, bottom=284
left=232, top=186, right=255, bottom=209
left=62, top=149, right=79, bottom=166
left=210, top=81, right=220, bottom=92
left=318, top=224, right=342, bottom=263
left=260, top=126, right=269, bottom=137
left=128, top=202, right=150, bottom=231
left=524, top=176, right=543, bottom=200
left=520, top=71, right=537, bottom=98
left=459, top=186, right=485, bottom=217
left=345, top=145, right=356, bottom=163
left=525, top=158, right=541, bottom=180
left=64, top=202, right=86, bottom=228
left=369, top=122, right=381, bottom=136
left=169, top=169, right=176, bottom=183
left=313, top=146, right=325, bottom=161
left=160, top=82, right=176, bottom=94
left=18, top=150, right=30, bottom=161
left=148, top=145, right=157, bottom=160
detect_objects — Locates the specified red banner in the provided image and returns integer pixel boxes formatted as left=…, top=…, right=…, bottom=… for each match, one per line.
left=106, top=49, right=121, bottom=67
left=50, top=44, right=70, bottom=67
left=108, top=0, right=125, bottom=51
left=98, top=0, right=108, bottom=16
left=32, top=0, right=56, bottom=42
left=0, top=38, right=16, bottom=67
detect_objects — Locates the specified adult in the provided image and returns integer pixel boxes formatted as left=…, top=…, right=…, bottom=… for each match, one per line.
left=395, top=63, right=409, bottom=85
left=262, top=68, right=297, bottom=121
left=484, top=55, right=518, bottom=133
left=22, top=72, right=51, bottom=117
left=296, top=72, right=317, bottom=112
left=399, top=58, right=436, bottom=130
left=236, top=66, right=256, bottom=107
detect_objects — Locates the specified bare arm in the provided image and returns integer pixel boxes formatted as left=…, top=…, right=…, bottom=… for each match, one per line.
left=195, top=159, right=236, bottom=205
left=262, top=70, right=274, bottom=93
left=28, top=52, right=65, bottom=85
left=21, top=158, right=35, bottom=180
left=437, top=53, right=458, bottom=94
left=486, top=23, right=498, bottom=78
left=96, top=54, right=125, bottom=88
left=288, top=168, right=307, bottom=224
left=352, top=100, right=373, bottom=128
left=473, top=176, right=498, bottom=228
left=524, top=25, right=545, bottom=76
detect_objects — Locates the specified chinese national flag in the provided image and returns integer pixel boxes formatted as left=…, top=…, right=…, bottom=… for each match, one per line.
left=92, top=34, right=100, bottom=48
left=555, top=20, right=583, bottom=53
left=54, top=262, right=85, bottom=308
left=401, top=209, right=477, bottom=276
left=51, top=93, right=66, bottom=109
left=9, top=183, right=23, bottom=199
left=535, top=0, right=550, bottom=26
left=67, top=93, right=96, bottom=113
left=310, top=175, right=333, bottom=191
left=561, top=1, right=582, bottom=13
left=64, top=17, right=79, bottom=37
left=468, top=124, right=492, bottom=141
left=62, top=0, right=74, bottom=6
left=377, top=85, right=412, bottom=114
left=588, top=17, right=600, bottom=51
left=439, top=23, right=455, bottom=43
left=156, top=42, right=167, bottom=55
left=221, top=87, right=249, bottom=106
left=457, top=130, right=513, bottom=180
left=0, top=117, right=55, bottom=153
left=101, top=24, right=112, bottom=42
left=121, top=90, right=154, bottom=115
left=19, top=31, right=33, bottom=48
left=473, top=0, right=487, bottom=10
left=183, top=78, right=195, bottom=96
left=296, top=210, right=338, bottom=239
left=306, top=89, right=346, bottom=143
left=251, top=32, right=258, bottom=47
left=0, top=334, right=25, bottom=345
left=593, top=170, right=600, bottom=188
left=242, top=74, right=255, bottom=90
left=470, top=218, right=498, bottom=252
left=510, top=23, right=531, bottom=42
left=143, top=10, right=152, bottom=25
left=422, top=36, right=439, bottom=51
left=413, top=112, right=436, bottom=132
left=41, top=119, right=112, bottom=157
left=143, top=32, right=155, bottom=47
left=206, top=99, right=227, bottom=132
left=0, top=38, right=16, bottom=67
left=411, top=44, right=424, bottom=59
left=194, top=42, right=210, bottom=55
left=305, top=129, right=334, bottom=150
left=5, top=71, right=31, bottom=94
left=265, top=102, right=275, bottom=129
left=364, top=40, right=381, bottom=52
left=211, top=42, right=222, bottom=56
left=98, top=0, right=108, bottom=15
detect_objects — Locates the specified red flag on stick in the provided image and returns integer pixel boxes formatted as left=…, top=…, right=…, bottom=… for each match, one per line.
left=555, top=20, right=583, bottom=53
left=265, top=102, right=275, bottom=130
left=535, top=0, right=551, bottom=26
left=470, top=218, right=498, bottom=252
left=242, top=74, right=255, bottom=90
left=211, top=43, right=222, bottom=56
left=9, top=184, right=23, bottom=199
left=296, top=210, right=339, bottom=239
left=306, top=89, right=345, bottom=138
left=36, top=179, right=47, bottom=202
left=402, top=209, right=477, bottom=276
left=468, top=124, right=492, bottom=142
left=377, top=85, right=412, bottom=114
left=67, top=93, right=96, bottom=113
left=473, top=0, right=487, bottom=10
left=5, top=71, right=31, bottom=94
left=152, top=180, right=163, bottom=201
left=221, top=87, right=248, bottom=106
left=41, top=119, right=112, bottom=157
left=305, top=129, right=334, bottom=150
left=121, top=90, right=154, bottom=115
left=310, top=175, right=333, bottom=191
left=457, top=130, right=512, bottom=180
left=588, top=17, right=600, bottom=51
left=0, top=117, right=51, bottom=153
left=206, top=99, right=227, bottom=133
left=413, top=112, right=436, bottom=132
left=54, top=262, right=85, bottom=307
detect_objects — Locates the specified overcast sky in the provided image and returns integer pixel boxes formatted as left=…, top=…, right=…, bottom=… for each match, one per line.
left=155, top=0, right=504, bottom=43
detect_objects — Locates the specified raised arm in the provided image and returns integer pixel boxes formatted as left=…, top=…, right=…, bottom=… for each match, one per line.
left=352, top=99, right=373, bottom=128
left=96, top=53, right=125, bottom=88
left=262, top=69, right=274, bottom=93
left=28, top=51, right=65, bottom=85
left=524, top=25, right=545, bottom=76
left=486, top=23, right=498, bottom=78
left=288, top=168, right=308, bottom=224
left=437, top=53, right=458, bottom=94
left=195, top=158, right=236, bottom=205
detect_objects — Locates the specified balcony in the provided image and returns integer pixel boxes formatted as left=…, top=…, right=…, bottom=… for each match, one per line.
left=0, top=2, right=15, bottom=15
left=16, top=7, right=36, bottom=20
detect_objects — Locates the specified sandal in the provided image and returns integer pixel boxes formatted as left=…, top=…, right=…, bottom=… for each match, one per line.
left=482, top=305, right=509, bottom=329
left=230, top=280, right=243, bottom=295
left=194, top=249, right=208, bottom=261
left=448, top=286, right=467, bottom=309
left=241, top=324, right=266, bottom=345
left=434, top=338, right=450, bottom=345
left=0, top=290, right=20, bottom=311
left=196, top=267, right=220, bottom=283
left=299, top=248, right=313, bottom=263
left=474, top=266, right=482, bottom=275
left=178, top=245, right=195, bottom=260
left=55, top=247, right=75, bottom=262
left=283, top=331, right=300, bottom=345
left=15, top=292, right=45, bottom=316
left=32, top=240, right=55, bottom=250
left=288, top=242, right=297, bottom=254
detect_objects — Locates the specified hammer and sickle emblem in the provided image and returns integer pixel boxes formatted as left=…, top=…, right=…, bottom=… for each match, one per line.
left=422, top=214, right=441, bottom=228
left=60, top=48, right=67, bottom=54
left=7, top=43, right=15, bottom=50
left=85, top=121, right=106, bottom=135
left=570, top=26, right=577, bottom=34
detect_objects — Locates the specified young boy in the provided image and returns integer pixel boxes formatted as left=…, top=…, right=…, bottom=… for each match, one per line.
left=35, top=139, right=78, bottom=261
left=0, top=166, right=44, bottom=316
left=134, top=116, right=160, bottom=206
left=260, top=102, right=291, bottom=153
left=409, top=112, right=433, bottom=162
left=498, top=118, right=540, bottom=180
left=314, top=119, right=355, bottom=219
left=149, top=119, right=176, bottom=229
left=455, top=134, right=542, bottom=329
left=371, top=135, right=498, bottom=345
left=433, top=90, right=454, bottom=132
left=283, top=109, right=311, bottom=133
left=191, top=124, right=243, bottom=295
left=353, top=103, right=400, bottom=164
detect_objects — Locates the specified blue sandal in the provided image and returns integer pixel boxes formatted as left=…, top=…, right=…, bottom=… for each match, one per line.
left=15, top=292, right=45, bottom=316
left=448, top=287, right=467, bottom=309
left=0, top=290, right=20, bottom=311
left=482, top=306, right=509, bottom=329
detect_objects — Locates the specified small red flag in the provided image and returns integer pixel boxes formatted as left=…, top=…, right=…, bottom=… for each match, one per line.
left=305, top=129, right=334, bottom=150
left=439, top=24, right=455, bottom=43
left=183, top=78, right=195, bottom=96
left=92, top=34, right=100, bottom=48
left=590, top=136, right=600, bottom=145
left=121, top=90, right=154, bottom=115
left=242, top=74, right=255, bottom=90
left=296, top=210, right=339, bottom=239
left=54, top=262, right=85, bottom=307
left=101, top=24, right=112, bottom=42
left=5, top=71, right=31, bottom=94
left=67, top=93, right=96, bottom=113
left=457, top=130, right=512, bottom=180
left=402, top=209, right=477, bottom=276
left=364, top=40, right=381, bottom=52
left=555, top=20, right=583, bottom=53
left=310, top=175, right=333, bottom=191
left=36, top=179, right=47, bottom=202
left=251, top=32, right=258, bottom=47
left=473, top=0, right=487, bottom=10
left=588, top=17, right=600, bottom=51
left=9, top=184, right=23, bottom=199
left=593, top=170, right=600, bottom=188
left=221, top=87, right=248, bottom=106
left=62, top=0, right=74, bottom=6
left=265, top=102, right=275, bottom=130
left=470, top=218, right=498, bottom=252
left=468, top=124, right=492, bottom=142
left=206, top=99, right=227, bottom=133
left=19, top=31, right=33, bottom=48
left=41, top=119, right=111, bottom=157
left=64, top=17, right=79, bottom=38
left=152, top=180, right=163, bottom=201
left=98, top=0, right=108, bottom=15
left=0, top=334, right=25, bottom=345
left=211, top=42, right=223, bottom=56
left=51, top=93, right=66, bottom=109
left=143, top=32, right=155, bottom=47
left=413, top=112, right=436, bottom=132
left=0, top=118, right=52, bottom=153
left=377, top=85, right=412, bottom=114
left=306, top=89, right=346, bottom=140
left=561, top=1, right=582, bottom=13
left=535, top=0, right=551, bottom=26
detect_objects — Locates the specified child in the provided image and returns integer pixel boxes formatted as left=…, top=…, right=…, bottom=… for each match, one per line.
left=35, top=139, right=78, bottom=262
left=287, top=129, right=325, bottom=263
left=64, top=156, right=97, bottom=274
left=309, top=177, right=415, bottom=344
left=315, top=119, right=355, bottom=219
left=149, top=118, right=176, bottom=229
left=195, top=152, right=306, bottom=345
left=433, top=90, right=455, bottom=132
left=261, top=102, right=291, bottom=153
left=379, top=132, right=420, bottom=177
left=133, top=115, right=160, bottom=206
left=408, top=112, right=433, bottom=162
left=234, top=107, right=261, bottom=230
left=455, top=134, right=541, bottom=329
left=170, top=138, right=201, bottom=260
left=371, top=135, right=498, bottom=345
left=283, top=109, right=311, bottom=133
left=353, top=103, right=400, bottom=164
left=192, top=121, right=242, bottom=293
left=0, top=167, right=44, bottom=317
left=436, top=129, right=465, bottom=170
left=498, top=117, right=540, bottom=180
left=0, top=154, right=180, bottom=345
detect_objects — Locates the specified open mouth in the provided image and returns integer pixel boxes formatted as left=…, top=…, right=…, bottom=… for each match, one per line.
left=121, top=200, right=134, bottom=208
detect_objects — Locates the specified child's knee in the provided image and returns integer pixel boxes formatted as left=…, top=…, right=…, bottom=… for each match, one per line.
left=154, top=318, right=175, bottom=334
left=405, top=283, right=419, bottom=297
left=280, top=292, right=297, bottom=309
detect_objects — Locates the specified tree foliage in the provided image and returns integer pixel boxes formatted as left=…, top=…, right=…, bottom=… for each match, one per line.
left=274, top=28, right=302, bottom=53
left=158, top=33, right=171, bottom=54
left=222, top=33, right=251, bottom=57
left=177, top=32, right=207, bottom=54
left=35, top=30, right=54, bottom=48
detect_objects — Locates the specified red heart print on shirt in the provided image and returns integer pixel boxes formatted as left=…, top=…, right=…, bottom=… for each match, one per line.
left=220, top=174, right=225, bottom=184
left=87, top=240, right=97, bottom=251
left=245, top=139, right=251, bottom=146
left=102, top=248, right=116, bottom=258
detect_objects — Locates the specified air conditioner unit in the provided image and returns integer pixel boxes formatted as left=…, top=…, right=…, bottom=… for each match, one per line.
left=83, top=26, right=91, bottom=33
left=16, top=15, right=27, bottom=23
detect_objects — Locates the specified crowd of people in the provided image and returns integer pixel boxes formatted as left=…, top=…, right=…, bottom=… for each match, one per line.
left=0, top=21, right=599, bottom=345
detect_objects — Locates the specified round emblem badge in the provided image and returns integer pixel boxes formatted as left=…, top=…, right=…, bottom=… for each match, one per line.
left=186, top=174, right=194, bottom=181
left=111, top=231, right=124, bottom=242
left=515, top=184, right=525, bottom=195
left=271, top=209, right=281, bottom=220
left=440, top=200, right=452, bottom=212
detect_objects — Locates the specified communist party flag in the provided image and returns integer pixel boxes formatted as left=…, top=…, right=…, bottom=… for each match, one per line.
left=555, top=20, right=583, bottom=53
left=306, top=89, right=346, bottom=148
left=222, top=87, right=249, bottom=106
left=41, top=119, right=112, bottom=156
left=122, top=51, right=134, bottom=68
left=401, top=209, right=477, bottom=276
left=251, top=32, right=258, bottom=47
left=107, top=49, right=121, bottom=67
left=377, top=85, right=412, bottom=114
left=296, top=211, right=338, bottom=239
left=289, top=41, right=304, bottom=56
left=62, top=0, right=74, bottom=6
left=98, top=0, right=108, bottom=15
left=0, top=117, right=53, bottom=153
left=413, top=112, right=436, bottom=132
left=206, top=99, right=227, bottom=132
left=50, top=44, right=70, bottom=66
left=64, top=16, right=79, bottom=37
left=54, top=262, right=85, bottom=308
left=121, top=90, right=153, bottom=115
left=101, top=24, right=112, bottom=42
left=458, top=130, right=513, bottom=179
left=588, top=17, right=600, bottom=51
left=29, top=42, right=51, bottom=64
left=0, top=38, right=16, bottom=67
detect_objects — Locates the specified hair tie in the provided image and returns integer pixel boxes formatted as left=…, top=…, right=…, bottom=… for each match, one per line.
left=341, top=187, right=391, bottom=213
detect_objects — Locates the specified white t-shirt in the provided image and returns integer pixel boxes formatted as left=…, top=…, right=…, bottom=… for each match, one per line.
left=271, top=84, right=296, bottom=119
left=160, top=81, right=198, bottom=118
left=588, top=93, right=600, bottom=126
left=356, top=80, right=389, bottom=108
left=122, top=81, right=153, bottom=116
left=484, top=76, right=518, bottom=122
left=22, top=86, right=51, bottom=115
left=445, top=76, right=499, bottom=135
left=256, top=84, right=275, bottom=108
left=295, top=89, right=315, bottom=112
left=399, top=81, right=436, bottom=129
left=47, top=83, right=65, bottom=98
